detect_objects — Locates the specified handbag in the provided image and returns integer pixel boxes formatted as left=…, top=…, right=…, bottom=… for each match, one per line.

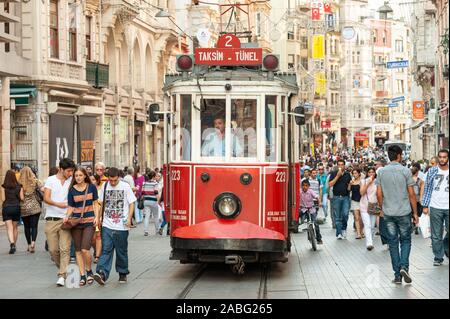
left=61, top=186, right=89, bottom=230
left=365, top=180, right=381, bottom=216
left=35, top=184, right=44, bottom=205
left=137, top=196, right=144, bottom=210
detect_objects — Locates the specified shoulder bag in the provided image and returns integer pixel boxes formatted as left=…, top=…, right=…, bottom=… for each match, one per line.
left=365, top=180, right=381, bottom=216
left=35, top=182, right=44, bottom=205
left=61, top=186, right=89, bottom=230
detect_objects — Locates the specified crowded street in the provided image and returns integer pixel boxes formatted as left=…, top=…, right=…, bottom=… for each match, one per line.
left=0, top=216, right=447, bottom=299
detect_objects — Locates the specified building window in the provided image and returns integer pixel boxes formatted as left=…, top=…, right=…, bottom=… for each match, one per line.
left=256, top=13, right=261, bottom=36
left=301, top=57, right=308, bottom=70
left=301, top=36, right=308, bottom=49
left=356, top=51, right=360, bottom=63
left=49, top=0, right=59, bottom=58
left=288, top=54, right=295, bottom=70
left=4, top=2, right=10, bottom=52
left=287, top=24, right=294, bottom=40
left=372, top=30, right=377, bottom=44
left=86, top=16, right=92, bottom=61
left=382, top=31, right=387, bottom=45
left=395, top=39, right=403, bottom=52
left=69, top=3, right=77, bottom=61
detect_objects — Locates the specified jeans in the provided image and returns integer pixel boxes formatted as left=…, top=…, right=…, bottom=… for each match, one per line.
left=322, top=193, right=328, bottom=218
left=160, top=210, right=167, bottom=230
left=430, top=207, right=449, bottom=261
left=331, top=196, right=350, bottom=236
left=379, top=216, right=389, bottom=245
left=384, top=215, right=412, bottom=278
left=143, top=201, right=160, bottom=234
left=96, top=227, right=129, bottom=281
left=361, top=212, right=377, bottom=247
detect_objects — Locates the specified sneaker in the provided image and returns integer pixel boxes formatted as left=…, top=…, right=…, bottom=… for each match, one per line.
left=392, top=276, right=402, bottom=284
left=9, top=244, right=16, bottom=254
left=337, top=234, right=343, bottom=240
left=400, top=268, right=412, bottom=284
left=367, top=245, right=374, bottom=251
left=317, top=240, right=323, bottom=245
left=93, top=271, right=106, bottom=285
left=433, top=259, right=444, bottom=266
left=144, top=232, right=148, bottom=236
left=158, top=228, right=163, bottom=235
left=56, top=277, right=65, bottom=287
left=118, top=274, right=127, bottom=283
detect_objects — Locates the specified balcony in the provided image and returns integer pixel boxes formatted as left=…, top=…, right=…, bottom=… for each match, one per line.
left=86, top=61, right=109, bottom=89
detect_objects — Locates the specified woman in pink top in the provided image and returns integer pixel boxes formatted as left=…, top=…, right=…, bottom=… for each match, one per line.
left=360, top=167, right=378, bottom=251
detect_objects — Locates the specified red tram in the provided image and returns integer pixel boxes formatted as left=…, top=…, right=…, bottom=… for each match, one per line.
left=152, top=35, right=304, bottom=271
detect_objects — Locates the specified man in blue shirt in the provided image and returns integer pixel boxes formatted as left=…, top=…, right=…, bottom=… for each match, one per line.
left=201, top=117, right=243, bottom=157
left=317, top=165, right=328, bottom=220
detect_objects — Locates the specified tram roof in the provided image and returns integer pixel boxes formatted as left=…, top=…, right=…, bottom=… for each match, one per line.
left=164, top=67, right=298, bottom=92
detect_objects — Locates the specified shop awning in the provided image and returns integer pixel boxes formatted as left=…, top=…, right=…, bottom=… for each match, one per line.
left=10, top=85, right=37, bottom=106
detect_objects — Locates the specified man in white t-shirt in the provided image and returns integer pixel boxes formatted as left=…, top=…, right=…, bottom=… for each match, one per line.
left=94, top=167, right=136, bottom=285
left=422, top=149, right=449, bottom=266
left=43, top=158, right=75, bottom=287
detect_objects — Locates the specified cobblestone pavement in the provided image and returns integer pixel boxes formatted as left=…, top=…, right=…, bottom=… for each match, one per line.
left=0, top=216, right=448, bottom=299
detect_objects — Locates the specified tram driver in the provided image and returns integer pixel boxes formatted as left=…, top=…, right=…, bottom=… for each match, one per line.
left=201, top=116, right=243, bottom=157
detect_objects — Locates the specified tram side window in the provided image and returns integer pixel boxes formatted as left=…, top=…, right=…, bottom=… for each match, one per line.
left=265, top=96, right=277, bottom=162
left=281, top=96, right=286, bottom=162
left=171, top=95, right=177, bottom=162
left=231, top=99, right=257, bottom=158
left=180, top=95, right=192, bottom=161
left=200, top=99, right=227, bottom=157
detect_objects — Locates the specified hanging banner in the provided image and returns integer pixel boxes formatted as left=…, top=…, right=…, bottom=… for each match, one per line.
left=49, top=114, right=75, bottom=168
left=311, top=7, right=320, bottom=20
left=324, top=2, right=331, bottom=13
left=78, top=116, right=97, bottom=168
left=413, top=101, right=425, bottom=120
left=315, top=72, right=327, bottom=95
left=312, top=35, right=325, bottom=59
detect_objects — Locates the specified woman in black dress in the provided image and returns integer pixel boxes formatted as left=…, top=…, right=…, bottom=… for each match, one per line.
left=1, top=170, right=24, bottom=254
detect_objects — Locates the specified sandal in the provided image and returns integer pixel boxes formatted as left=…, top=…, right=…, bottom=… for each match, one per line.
left=86, top=271, right=94, bottom=284
left=30, top=244, right=35, bottom=253
left=79, top=275, right=87, bottom=286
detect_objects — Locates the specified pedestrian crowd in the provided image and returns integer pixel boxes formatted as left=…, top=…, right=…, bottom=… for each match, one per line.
left=298, top=146, right=449, bottom=284
left=0, top=159, right=167, bottom=287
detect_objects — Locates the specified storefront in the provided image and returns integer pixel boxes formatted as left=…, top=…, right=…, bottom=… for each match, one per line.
left=354, top=132, right=369, bottom=148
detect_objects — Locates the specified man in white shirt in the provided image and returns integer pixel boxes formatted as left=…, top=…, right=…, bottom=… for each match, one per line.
left=94, top=167, right=136, bottom=285
left=43, top=158, right=75, bottom=287
left=201, top=117, right=243, bottom=157
left=422, top=149, right=449, bottom=266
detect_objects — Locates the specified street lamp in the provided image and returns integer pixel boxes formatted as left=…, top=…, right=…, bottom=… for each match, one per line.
left=377, top=2, right=393, bottom=20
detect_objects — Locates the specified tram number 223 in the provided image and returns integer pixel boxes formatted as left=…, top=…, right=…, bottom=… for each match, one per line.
left=171, top=170, right=181, bottom=181
left=275, top=172, right=286, bottom=183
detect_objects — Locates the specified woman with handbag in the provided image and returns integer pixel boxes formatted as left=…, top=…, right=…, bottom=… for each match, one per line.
left=1, top=170, right=24, bottom=254
left=18, top=166, right=44, bottom=253
left=64, top=167, right=99, bottom=286
left=360, top=167, right=379, bottom=251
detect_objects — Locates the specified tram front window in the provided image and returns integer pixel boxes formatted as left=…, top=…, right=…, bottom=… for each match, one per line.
left=200, top=99, right=245, bottom=158
left=201, top=99, right=228, bottom=157
left=231, top=99, right=257, bottom=158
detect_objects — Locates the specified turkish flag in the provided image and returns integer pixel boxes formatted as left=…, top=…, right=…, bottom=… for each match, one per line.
left=324, top=3, right=331, bottom=13
left=312, top=7, right=320, bottom=20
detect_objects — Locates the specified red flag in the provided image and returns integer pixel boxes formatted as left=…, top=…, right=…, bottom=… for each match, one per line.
left=312, top=7, right=320, bottom=20
left=324, top=3, right=331, bottom=13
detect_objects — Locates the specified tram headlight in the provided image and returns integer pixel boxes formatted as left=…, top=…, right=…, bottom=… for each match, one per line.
left=213, top=192, right=241, bottom=219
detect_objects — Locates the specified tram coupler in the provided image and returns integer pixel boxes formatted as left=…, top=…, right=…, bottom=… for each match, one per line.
left=225, top=255, right=240, bottom=265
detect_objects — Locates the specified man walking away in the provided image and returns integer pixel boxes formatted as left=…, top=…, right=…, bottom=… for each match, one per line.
left=94, top=167, right=136, bottom=285
left=43, top=158, right=75, bottom=287
left=377, top=145, right=418, bottom=284
left=329, top=160, right=352, bottom=239
left=422, top=149, right=449, bottom=266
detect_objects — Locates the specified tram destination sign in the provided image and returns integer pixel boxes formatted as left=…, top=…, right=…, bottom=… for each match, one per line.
left=195, top=34, right=263, bottom=66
